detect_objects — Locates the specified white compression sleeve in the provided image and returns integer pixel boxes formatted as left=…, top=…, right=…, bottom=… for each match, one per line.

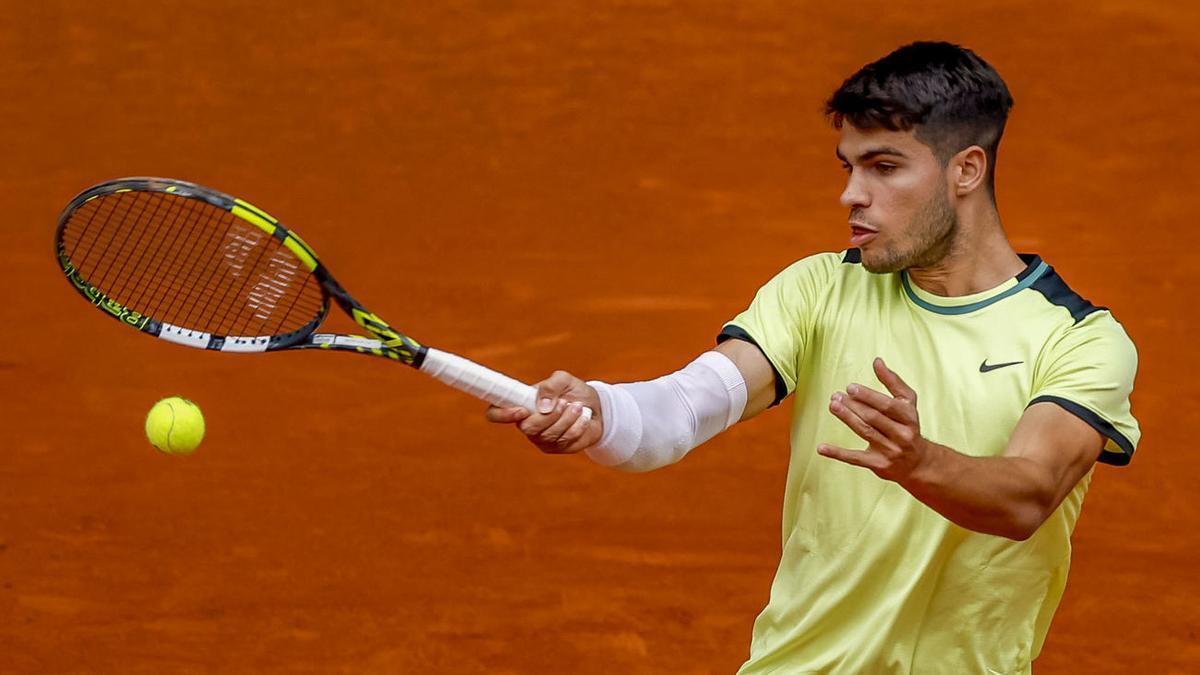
left=585, top=351, right=748, bottom=472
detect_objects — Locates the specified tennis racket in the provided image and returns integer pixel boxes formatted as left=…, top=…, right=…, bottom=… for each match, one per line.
left=54, top=176, right=590, bottom=420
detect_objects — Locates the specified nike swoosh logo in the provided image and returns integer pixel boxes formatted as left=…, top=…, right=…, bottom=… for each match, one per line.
left=980, top=359, right=1023, bottom=373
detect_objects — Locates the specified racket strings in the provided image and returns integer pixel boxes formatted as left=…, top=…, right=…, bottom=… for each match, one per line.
left=151, top=199, right=237, bottom=328
left=95, top=195, right=209, bottom=320
left=269, top=273, right=318, bottom=337
left=128, top=195, right=205, bottom=310
left=71, top=190, right=127, bottom=268
left=60, top=191, right=326, bottom=338
left=74, top=191, right=149, bottom=281
left=104, top=194, right=170, bottom=302
left=173, top=206, right=244, bottom=330
left=110, top=192, right=187, bottom=305
left=205, top=224, right=276, bottom=335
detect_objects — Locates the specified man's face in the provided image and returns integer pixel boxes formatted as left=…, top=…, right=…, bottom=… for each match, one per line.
left=835, top=125, right=957, bottom=273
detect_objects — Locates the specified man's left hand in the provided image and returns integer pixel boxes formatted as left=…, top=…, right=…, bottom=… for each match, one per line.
left=819, top=357, right=935, bottom=482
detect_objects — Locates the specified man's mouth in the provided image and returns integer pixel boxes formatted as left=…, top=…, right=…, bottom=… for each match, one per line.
left=849, top=222, right=877, bottom=246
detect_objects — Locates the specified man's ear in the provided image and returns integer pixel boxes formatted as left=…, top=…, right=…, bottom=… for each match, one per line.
left=951, top=145, right=989, bottom=196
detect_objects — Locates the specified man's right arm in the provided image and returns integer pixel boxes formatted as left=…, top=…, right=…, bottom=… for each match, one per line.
left=715, top=337, right=780, bottom=422
left=483, top=338, right=781, bottom=465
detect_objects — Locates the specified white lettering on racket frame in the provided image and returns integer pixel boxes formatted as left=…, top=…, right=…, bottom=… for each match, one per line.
left=159, top=323, right=212, bottom=349
left=221, top=336, right=271, bottom=353
left=311, top=334, right=383, bottom=349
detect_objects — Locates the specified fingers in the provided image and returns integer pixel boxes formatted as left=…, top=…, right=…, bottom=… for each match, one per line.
left=817, top=443, right=887, bottom=471
left=844, top=382, right=915, bottom=426
left=536, top=370, right=578, bottom=414
left=821, top=359, right=926, bottom=480
left=874, top=358, right=916, bottom=403
left=518, top=398, right=567, bottom=436
left=494, top=371, right=601, bottom=456
left=829, top=392, right=898, bottom=450
left=558, top=407, right=595, bottom=453
left=538, top=401, right=587, bottom=453
left=485, top=405, right=531, bottom=424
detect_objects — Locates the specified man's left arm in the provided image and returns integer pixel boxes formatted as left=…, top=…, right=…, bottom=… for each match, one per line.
left=819, top=358, right=1105, bottom=541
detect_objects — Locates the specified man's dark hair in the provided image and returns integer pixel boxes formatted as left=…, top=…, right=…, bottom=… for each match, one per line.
left=826, top=41, right=1014, bottom=193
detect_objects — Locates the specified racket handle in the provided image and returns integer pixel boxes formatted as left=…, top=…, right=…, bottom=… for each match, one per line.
left=419, top=348, right=593, bottom=422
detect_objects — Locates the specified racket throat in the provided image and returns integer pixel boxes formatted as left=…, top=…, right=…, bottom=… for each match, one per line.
left=412, top=345, right=429, bottom=368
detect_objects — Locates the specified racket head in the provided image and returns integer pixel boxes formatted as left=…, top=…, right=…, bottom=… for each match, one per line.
left=55, top=177, right=331, bottom=353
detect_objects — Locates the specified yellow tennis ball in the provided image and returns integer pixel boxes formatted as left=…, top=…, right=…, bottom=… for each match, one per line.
left=145, top=397, right=206, bottom=455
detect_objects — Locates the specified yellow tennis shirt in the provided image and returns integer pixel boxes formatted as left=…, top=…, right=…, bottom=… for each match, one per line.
left=719, top=250, right=1139, bottom=675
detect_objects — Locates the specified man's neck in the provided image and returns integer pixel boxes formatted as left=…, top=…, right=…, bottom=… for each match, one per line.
left=905, top=210, right=1025, bottom=297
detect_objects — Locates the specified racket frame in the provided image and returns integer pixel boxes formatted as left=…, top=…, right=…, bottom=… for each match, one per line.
left=54, top=177, right=427, bottom=366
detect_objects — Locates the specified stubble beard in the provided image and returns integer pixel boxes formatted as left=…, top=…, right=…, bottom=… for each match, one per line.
left=860, top=188, right=959, bottom=274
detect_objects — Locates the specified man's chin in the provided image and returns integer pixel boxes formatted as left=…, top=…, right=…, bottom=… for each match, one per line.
left=860, top=250, right=907, bottom=274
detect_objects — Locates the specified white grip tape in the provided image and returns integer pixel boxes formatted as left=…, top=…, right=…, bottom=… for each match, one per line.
left=419, top=348, right=593, bottom=421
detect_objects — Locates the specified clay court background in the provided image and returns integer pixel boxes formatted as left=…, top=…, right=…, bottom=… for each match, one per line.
left=2, top=1, right=1196, bottom=672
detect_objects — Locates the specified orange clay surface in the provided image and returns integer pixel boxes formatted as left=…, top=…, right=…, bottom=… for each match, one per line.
left=1, top=2, right=1197, bottom=672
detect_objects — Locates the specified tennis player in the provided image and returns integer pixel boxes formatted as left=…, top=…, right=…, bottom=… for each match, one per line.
left=487, top=41, right=1139, bottom=674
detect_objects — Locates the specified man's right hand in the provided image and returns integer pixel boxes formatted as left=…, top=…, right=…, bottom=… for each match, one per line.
left=485, top=370, right=603, bottom=454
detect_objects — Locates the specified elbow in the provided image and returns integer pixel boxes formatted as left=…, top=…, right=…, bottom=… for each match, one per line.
left=611, top=446, right=690, bottom=473
left=1002, top=502, right=1052, bottom=541
left=612, top=458, right=659, bottom=473
left=995, top=473, right=1061, bottom=541
left=1001, top=523, right=1037, bottom=542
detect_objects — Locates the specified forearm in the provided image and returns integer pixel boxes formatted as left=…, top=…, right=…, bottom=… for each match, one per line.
left=821, top=362, right=1106, bottom=542
left=585, top=351, right=748, bottom=472
left=900, top=443, right=1056, bottom=540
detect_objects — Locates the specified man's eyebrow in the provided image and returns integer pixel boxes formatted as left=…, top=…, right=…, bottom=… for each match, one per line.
left=835, top=146, right=909, bottom=163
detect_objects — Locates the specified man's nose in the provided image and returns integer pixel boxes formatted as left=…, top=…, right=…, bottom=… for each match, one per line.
left=840, top=173, right=869, bottom=209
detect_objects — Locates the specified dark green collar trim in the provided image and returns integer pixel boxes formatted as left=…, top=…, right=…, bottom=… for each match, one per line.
left=901, top=260, right=1050, bottom=315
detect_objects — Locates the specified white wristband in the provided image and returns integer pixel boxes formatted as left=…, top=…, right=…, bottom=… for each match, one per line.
left=586, top=381, right=642, bottom=467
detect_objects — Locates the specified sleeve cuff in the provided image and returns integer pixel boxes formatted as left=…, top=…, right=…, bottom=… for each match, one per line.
left=1028, top=395, right=1135, bottom=466
left=694, top=350, right=748, bottom=428
left=585, top=381, right=643, bottom=467
left=716, top=324, right=788, bottom=407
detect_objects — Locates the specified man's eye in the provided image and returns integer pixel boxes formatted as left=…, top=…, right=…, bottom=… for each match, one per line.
left=876, top=163, right=897, bottom=174
left=841, top=164, right=852, bottom=173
